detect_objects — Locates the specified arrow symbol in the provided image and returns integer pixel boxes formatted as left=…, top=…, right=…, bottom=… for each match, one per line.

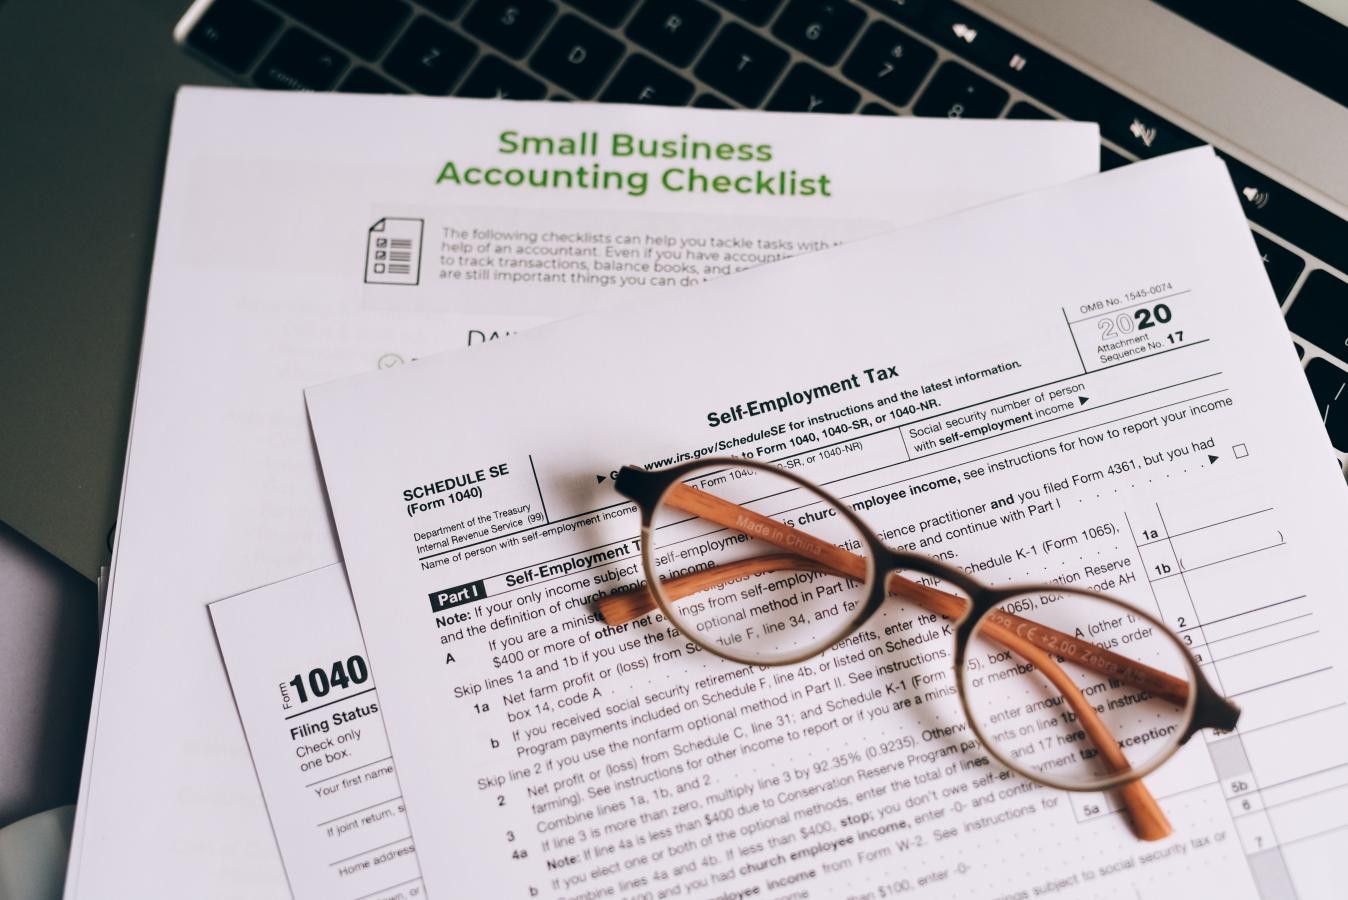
left=1077, top=396, right=1089, bottom=406
left=1208, top=455, right=1218, bottom=464
left=596, top=474, right=607, bottom=484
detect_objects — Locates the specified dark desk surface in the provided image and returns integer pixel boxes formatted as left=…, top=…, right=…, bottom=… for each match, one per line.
left=0, top=520, right=97, bottom=830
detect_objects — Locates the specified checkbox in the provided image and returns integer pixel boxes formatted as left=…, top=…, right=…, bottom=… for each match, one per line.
left=1233, top=443, right=1249, bottom=459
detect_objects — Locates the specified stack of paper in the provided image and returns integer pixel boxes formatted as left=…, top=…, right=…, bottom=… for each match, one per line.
left=68, top=88, right=1097, bottom=898
left=71, top=86, right=1348, bottom=900
left=307, top=147, right=1348, bottom=899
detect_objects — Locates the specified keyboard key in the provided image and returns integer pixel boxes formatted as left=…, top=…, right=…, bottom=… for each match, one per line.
left=457, top=55, right=547, bottom=98
left=920, top=6, right=1073, bottom=102
left=569, top=0, right=639, bottom=26
left=841, top=20, right=935, bottom=106
left=254, top=29, right=348, bottom=90
left=420, top=0, right=468, bottom=19
left=861, top=102, right=896, bottom=115
left=710, top=0, right=783, bottom=25
left=1218, top=152, right=1348, bottom=277
left=627, top=0, right=719, bottom=67
left=529, top=14, right=624, bottom=98
left=1286, top=271, right=1348, bottom=366
left=1005, top=101, right=1050, bottom=119
left=693, top=92, right=733, bottom=107
left=1101, top=107, right=1198, bottom=159
left=601, top=54, right=695, bottom=105
left=773, top=0, right=865, bottom=65
left=766, top=63, right=859, bottom=113
left=339, top=67, right=406, bottom=92
left=1251, top=232, right=1305, bottom=303
left=267, top=0, right=410, bottom=60
left=1304, top=358, right=1348, bottom=452
left=923, top=3, right=1045, bottom=88
left=912, top=61, right=1006, bottom=118
left=463, top=0, right=556, bottom=58
left=860, top=0, right=929, bottom=26
left=186, top=0, right=280, bottom=74
left=383, top=16, right=476, bottom=94
left=1101, top=146, right=1130, bottom=171
left=694, top=22, right=788, bottom=107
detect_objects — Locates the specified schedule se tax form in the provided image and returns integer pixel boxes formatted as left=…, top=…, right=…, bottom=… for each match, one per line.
left=308, top=149, right=1348, bottom=899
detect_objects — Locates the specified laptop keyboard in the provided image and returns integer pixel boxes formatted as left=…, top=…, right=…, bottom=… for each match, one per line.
left=183, top=0, right=1348, bottom=464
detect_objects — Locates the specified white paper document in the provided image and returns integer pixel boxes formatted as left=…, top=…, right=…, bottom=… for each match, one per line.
left=210, top=566, right=420, bottom=900
left=68, top=84, right=1098, bottom=898
left=308, top=148, right=1348, bottom=899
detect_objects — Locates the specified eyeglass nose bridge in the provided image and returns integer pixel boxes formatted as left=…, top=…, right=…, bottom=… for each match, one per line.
left=871, top=546, right=995, bottom=626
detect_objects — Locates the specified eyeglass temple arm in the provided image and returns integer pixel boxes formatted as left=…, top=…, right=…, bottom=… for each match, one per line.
left=1009, top=634, right=1171, bottom=841
left=600, top=560, right=1189, bottom=707
left=599, top=483, right=1189, bottom=707
left=598, top=567, right=1172, bottom=841
left=600, top=483, right=1172, bottom=841
left=595, top=553, right=851, bottom=626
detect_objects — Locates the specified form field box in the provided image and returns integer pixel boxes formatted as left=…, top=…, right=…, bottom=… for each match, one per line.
left=1205, top=614, right=1319, bottom=665
left=1243, top=704, right=1348, bottom=788
left=1262, top=765, right=1348, bottom=811
left=1229, top=792, right=1265, bottom=817
left=1199, top=595, right=1311, bottom=645
left=1216, top=637, right=1329, bottom=696
left=1234, top=811, right=1279, bottom=854
left=1282, top=826, right=1348, bottom=889
left=1166, top=509, right=1282, bottom=574
left=1266, top=782, right=1348, bottom=845
left=1180, top=546, right=1296, bottom=625
left=1137, top=541, right=1180, bottom=579
left=1223, top=668, right=1339, bottom=732
left=1211, top=633, right=1325, bottom=693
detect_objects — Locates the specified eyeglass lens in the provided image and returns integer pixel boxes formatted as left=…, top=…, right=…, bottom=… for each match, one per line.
left=647, top=463, right=873, bottom=665
left=962, top=589, right=1194, bottom=790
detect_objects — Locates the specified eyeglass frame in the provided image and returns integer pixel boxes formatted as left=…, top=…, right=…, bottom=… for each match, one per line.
left=610, top=457, right=1240, bottom=798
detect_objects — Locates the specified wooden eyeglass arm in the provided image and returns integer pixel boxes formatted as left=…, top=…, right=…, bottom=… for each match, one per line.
left=597, top=557, right=1188, bottom=708
left=596, top=482, right=1173, bottom=841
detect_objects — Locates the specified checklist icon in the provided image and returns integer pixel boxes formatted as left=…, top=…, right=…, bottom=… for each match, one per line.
left=364, top=217, right=423, bottom=286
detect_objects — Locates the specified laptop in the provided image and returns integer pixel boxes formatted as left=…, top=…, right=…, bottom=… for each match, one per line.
left=1, top=0, right=1345, bottom=583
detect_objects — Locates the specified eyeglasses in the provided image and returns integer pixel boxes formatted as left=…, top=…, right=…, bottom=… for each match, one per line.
left=598, top=458, right=1241, bottom=842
